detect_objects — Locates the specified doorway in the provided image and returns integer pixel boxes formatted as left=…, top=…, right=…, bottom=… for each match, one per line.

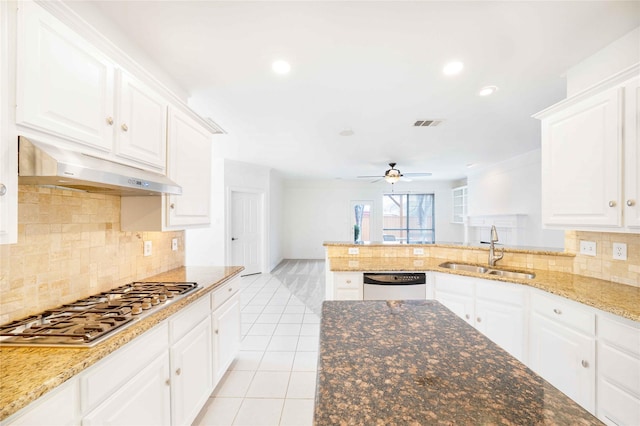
left=230, top=190, right=264, bottom=276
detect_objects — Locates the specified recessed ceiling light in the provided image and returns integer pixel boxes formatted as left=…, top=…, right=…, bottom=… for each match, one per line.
left=339, top=129, right=354, bottom=136
left=272, top=60, right=291, bottom=75
left=478, top=85, right=498, bottom=96
left=466, top=163, right=476, bottom=168
left=443, top=61, right=464, bottom=76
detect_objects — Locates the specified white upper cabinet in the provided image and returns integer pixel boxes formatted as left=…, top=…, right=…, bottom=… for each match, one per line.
left=115, top=70, right=168, bottom=169
left=624, top=77, right=640, bottom=229
left=16, top=1, right=168, bottom=172
left=534, top=68, right=639, bottom=233
left=16, top=0, right=115, bottom=152
left=166, top=108, right=212, bottom=227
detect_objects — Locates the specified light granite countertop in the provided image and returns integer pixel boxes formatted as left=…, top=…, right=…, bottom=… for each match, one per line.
left=0, top=266, right=243, bottom=421
left=323, top=241, right=570, bottom=256
left=328, top=257, right=640, bottom=322
left=315, top=300, right=602, bottom=425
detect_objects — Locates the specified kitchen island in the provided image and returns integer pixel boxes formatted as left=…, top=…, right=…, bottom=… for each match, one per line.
left=315, top=300, right=601, bottom=425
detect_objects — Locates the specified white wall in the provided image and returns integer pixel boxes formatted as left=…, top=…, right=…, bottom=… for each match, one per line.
left=566, top=27, right=640, bottom=96
left=467, top=149, right=564, bottom=249
left=282, top=179, right=463, bottom=259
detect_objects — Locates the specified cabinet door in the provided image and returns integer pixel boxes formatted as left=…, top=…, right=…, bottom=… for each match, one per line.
left=529, top=313, right=595, bottom=413
left=213, top=292, right=241, bottom=385
left=435, top=290, right=474, bottom=326
left=170, top=317, right=214, bottom=426
left=166, top=108, right=212, bottom=227
left=0, top=0, right=16, bottom=245
left=16, top=1, right=114, bottom=152
left=475, top=299, right=524, bottom=362
left=541, top=86, right=622, bottom=227
left=115, top=70, right=167, bottom=171
left=334, top=272, right=363, bottom=300
left=625, top=77, right=640, bottom=229
left=82, top=353, right=171, bottom=426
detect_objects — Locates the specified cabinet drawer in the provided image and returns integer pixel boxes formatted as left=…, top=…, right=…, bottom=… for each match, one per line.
left=334, top=273, right=362, bottom=289
left=211, top=277, right=240, bottom=311
left=4, top=378, right=79, bottom=426
left=599, top=315, right=640, bottom=357
left=599, top=341, right=640, bottom=396
left=80, top=322, right=168, bottom=414
left=169, top=296, right=210, bottom=344
left=531, top=291, right=595, bottom=335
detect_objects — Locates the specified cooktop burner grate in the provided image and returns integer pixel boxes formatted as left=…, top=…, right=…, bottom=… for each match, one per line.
left=0, top=281, right=198, bottom=347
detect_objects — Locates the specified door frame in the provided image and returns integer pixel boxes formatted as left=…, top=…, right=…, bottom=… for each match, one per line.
left=226, top=187, right=267, bottom=274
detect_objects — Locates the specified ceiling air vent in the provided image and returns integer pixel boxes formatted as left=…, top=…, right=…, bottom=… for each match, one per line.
left=414, top=120, right=443, bottom=127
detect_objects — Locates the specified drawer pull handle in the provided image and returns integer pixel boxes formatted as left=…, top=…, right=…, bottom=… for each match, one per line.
left=215, top=329, right=219, bottom=334
left=608, top=200, right=616, bottom=207
left=476, top=317, right=482, bottom=323
left=165, top=379, right=171, bottom=386
left=628, top=200, right=636, bottom=207
left=553, top=308, right=562, bottom=315
left=0, top=184, right=6, bottom=196
left=176, top=368, right=181, bottom=376
left=106, top=116, right=114, bottom=125
left=465, top=314, right=470, bottom=320
left=228, top=287, right=233, bottom=292
left=121, top=123, right=129, bottom=132
left=581, top=360, right=589, bottom=368
left=346, top=280, right=351, bottom=284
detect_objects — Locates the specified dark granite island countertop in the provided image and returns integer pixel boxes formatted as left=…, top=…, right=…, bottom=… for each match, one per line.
left=315, top=300, right=602, bottom=425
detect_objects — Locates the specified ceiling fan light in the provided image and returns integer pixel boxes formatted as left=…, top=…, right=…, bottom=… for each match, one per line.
left=384, top=175, right=401, bottom=184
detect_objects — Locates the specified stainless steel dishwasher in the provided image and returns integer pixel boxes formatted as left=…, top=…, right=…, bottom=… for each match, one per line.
left=363, top=272, right=426, bottom=300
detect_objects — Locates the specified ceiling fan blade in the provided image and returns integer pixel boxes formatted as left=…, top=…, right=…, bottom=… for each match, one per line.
left=402, top=172, right=432, bottom=177
left=357, top=175, right=384, bottom=178
left=370, top=178, right=384, bottom=183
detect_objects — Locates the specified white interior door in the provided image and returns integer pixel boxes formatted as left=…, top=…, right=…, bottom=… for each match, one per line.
left=231, top=191, right=263, bottom=275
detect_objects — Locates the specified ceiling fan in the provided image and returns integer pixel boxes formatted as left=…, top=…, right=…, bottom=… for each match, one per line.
left=357, top=162, right=432, bottom=183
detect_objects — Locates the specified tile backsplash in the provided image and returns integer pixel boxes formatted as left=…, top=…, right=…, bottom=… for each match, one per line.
left=565, top=231, right=639, bottom=287
left=0, top=185, right=184, bottom=324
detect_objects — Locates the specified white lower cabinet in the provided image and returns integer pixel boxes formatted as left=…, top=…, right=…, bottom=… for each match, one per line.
left=434, top=273, right=525, bottom=361
left=82, top=354, right=171, bottom=426
left=170, top=317, right=213, bottom=426
left=529, top=290, right=596, bottom=414
left=211, top=278, right=242, bottom=385
left=332, top=272, right=363, bottom=300
left=597, top=315, right=640, bottom=426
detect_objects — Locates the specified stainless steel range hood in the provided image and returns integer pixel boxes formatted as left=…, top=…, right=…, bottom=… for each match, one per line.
left=18, top=137, right=182, bottom=196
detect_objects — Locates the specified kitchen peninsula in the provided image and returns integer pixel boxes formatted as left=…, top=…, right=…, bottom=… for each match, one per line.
left=314, top=300, right=601, bottom=425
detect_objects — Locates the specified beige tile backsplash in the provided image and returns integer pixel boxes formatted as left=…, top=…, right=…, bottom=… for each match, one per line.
left=0, top=185, right=184, bottom=324
left=565, top=231, right=640, bottom=286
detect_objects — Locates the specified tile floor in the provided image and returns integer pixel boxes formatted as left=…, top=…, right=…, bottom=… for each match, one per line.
left=193, top=260, right=325, bottom=426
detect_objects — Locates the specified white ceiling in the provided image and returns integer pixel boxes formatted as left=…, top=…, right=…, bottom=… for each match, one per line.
left=79, top=1, right=639, bottom=181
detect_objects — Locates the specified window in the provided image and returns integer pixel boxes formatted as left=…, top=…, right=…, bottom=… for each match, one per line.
left=351, top=201, right=372, bottom=243
left=382, top=193, right=435, bottom=243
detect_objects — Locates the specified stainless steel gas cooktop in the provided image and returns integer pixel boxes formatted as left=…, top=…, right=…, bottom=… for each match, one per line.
left=0, top=281, right=198, bottom=348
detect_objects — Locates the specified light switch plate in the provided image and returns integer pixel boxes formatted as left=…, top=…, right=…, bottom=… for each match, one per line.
left=413, top=248, right=425, bottom=255
left=348, top=247, right=360, bottom=255
left=143, top=241, right=152, bottom=257
left=613, top=242, right=627, bottom=260
left=171, top=238, right=178, bottom=251
left=579, top=240, right=596, bottom=257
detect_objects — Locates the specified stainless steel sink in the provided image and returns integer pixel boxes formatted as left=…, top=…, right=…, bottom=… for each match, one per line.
left=439, top=262, right=489, bottom=274
left=487, top=269, right=536, bottom=279
left=439, top=262, right=535, bottom=279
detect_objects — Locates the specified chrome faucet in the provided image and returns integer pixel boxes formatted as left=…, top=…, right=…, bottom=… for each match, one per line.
left=488, top=225, right=504, bottom=266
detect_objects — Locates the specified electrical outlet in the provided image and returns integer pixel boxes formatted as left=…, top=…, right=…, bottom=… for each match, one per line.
left=143, top=241, right=152, bottom=257
left=413, top=248, right=425, bottom=255
left=171, top=238, right=178, bottom=251
left=579, top=240, right=597, bottom=257
left=348, top=247, right=360, bottom=255
left=613, top=242, right=627, bottom=260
